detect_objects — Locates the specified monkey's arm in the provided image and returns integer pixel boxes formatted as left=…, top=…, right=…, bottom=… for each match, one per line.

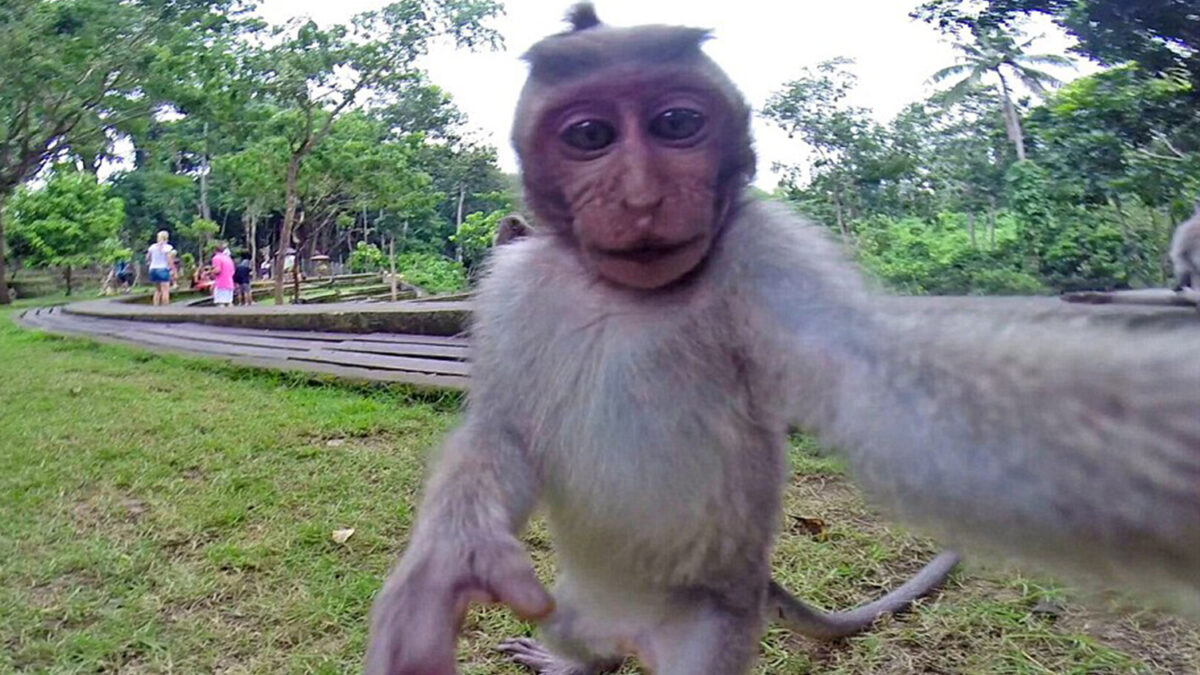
left=748, top=206, right=1200, bottom=612
left=840, top=313, right=1200, bottom=606
left=365, top=422, right=552, bottom=675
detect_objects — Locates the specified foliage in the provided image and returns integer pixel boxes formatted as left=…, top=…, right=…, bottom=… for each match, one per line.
left=0, top=0, right=255, bottom=303
left=348, top=242, right=386, bottom=273
left=763, top=59, right=880, bottom=236
left=177, top=217, right=220, bottom=259
left=243, top=0, right=504, bottom=303
left=914, top=0, right=1200, bottom=84
left=930, top=26, right=1072, bottom=160
left=853, top=214, right=1044, bottom=295
left=770, top=10, right=1198, bottom=296
left=7, top=167, right=124, bottom=294
left=450, top=207, right=508, bottom=271
left=396, top=251, right=466, bottom=293
left=97, top=237, right=133, bottom=266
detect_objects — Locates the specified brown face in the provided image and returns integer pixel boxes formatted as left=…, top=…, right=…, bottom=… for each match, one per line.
left=534, top=71, right=727, bottom=290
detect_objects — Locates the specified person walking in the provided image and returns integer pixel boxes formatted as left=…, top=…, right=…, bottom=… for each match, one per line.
left=146, top=230, right=176, bottom=306
left=233, top=255, right=254, bottom=305
left=210, top=242, right=236, bottom=308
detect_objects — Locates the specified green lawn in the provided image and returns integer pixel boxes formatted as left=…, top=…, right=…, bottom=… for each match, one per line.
left=1, top=298, right=1196, bottom=673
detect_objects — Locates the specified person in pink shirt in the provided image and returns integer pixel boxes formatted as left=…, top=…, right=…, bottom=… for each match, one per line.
left=210, top=242, right=236, bottom=307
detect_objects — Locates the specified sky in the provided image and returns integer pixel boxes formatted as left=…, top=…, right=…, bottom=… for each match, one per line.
left=255, top=0, right=1088, bottom=189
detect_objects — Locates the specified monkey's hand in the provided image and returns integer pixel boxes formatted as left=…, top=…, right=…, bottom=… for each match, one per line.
left=365, top=531, right=553, bottom=675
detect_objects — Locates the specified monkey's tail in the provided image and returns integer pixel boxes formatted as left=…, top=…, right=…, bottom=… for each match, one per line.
left=767, top=550, right=959, bottom=641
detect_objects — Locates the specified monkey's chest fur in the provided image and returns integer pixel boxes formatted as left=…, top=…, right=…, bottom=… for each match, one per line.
left=480, top=247, right=789, bottom=590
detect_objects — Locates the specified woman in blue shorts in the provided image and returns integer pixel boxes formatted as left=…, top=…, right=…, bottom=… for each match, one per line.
left=146, top=230, right=177, bottom=306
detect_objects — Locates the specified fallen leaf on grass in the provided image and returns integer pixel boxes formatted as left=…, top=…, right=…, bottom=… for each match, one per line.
left=789, top=515, right=828, bottom=540
left=331, top=528, right=355, bottom=544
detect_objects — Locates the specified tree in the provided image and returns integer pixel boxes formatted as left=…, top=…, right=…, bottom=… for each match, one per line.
left=247, top=0, right=503, bottom=304
left=0, top=0, right=252, bottom=304
left=763, top=59, right=881, bottom=238
left=6, top=166, right=123, bottom=295
left=916, top=0, right=1200, bottom=85
left=930, top=27, right=1073, bottom=161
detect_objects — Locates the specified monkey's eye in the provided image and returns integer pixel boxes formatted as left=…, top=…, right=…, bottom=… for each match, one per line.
left=649, top=108, right=705, bottom=142
left=561, top=119, right=617, bottom=152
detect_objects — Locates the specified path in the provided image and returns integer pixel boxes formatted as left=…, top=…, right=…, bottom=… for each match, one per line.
left=16, top=290, right=1198, bottom=392
left=16, top=305, right=469, bottom=390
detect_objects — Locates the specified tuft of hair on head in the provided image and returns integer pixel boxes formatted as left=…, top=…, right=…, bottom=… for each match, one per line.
left=566, top=2, right=601, bottom=31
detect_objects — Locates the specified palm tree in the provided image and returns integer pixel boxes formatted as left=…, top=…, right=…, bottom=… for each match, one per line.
left=931, top=29, right=1074, bottom=161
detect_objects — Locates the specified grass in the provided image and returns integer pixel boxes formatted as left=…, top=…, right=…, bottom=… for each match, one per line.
left=1, top=297, right=1197, bottom=673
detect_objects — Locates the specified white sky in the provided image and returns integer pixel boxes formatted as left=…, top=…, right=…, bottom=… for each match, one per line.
left=256, top=0, right=1089, bottom=189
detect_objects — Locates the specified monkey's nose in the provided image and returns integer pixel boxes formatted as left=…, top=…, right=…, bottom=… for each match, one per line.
left=621, top=193, right=665, bottom=213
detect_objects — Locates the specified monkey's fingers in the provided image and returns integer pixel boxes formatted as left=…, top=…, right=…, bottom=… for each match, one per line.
left=365, top=583, right=463, bottom=675
left=480, top=552, right=555, bottom=621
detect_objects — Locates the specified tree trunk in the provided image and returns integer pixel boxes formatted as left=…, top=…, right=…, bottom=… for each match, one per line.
left=1149, top=207, right=1169, bottom=284
left=832, top=188, right=848, bottom=242
left=292, top=246, right=301, bottom=304
left=997, top=72, right=1026, bottom=161
left=244, top=213, right=255, bottom=277
left=1109, top=194, right=1134, bottom=269
left=64, top=266, right=72, bottom=296
left=987, top=197, right=997, bottom=248
left=968, top=212, right=977, bottom=248
left=274, top=155, right=302, bottom=304
left=250, top=213, right=258, bottom=281
left=389, top=235, right=397, bottom=302
left=199, top=122, right=212, bottom=222
left=454, top=183, right=466, bottom=263
left=0, top=190, right=9, bottom=305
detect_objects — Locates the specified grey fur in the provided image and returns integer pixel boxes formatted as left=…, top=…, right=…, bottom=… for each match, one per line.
left=565, top=2, right=601, bottom=31
left=1170, top=204, right=1200, bottom=291
left=365, top=10, right=1200, bottom=675
left=493, top=213, right=534, bottom=247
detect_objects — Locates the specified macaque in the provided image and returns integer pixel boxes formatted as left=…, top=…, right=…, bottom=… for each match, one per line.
left=1170, top=202, right=1200, bottom=291
left=494, top=213, right=534, bottom=247
left=366, top=5, right=1200, bottom=674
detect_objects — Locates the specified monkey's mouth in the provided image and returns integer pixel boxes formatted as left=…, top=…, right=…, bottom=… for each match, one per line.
left=598, top=236, right=705, bottom=264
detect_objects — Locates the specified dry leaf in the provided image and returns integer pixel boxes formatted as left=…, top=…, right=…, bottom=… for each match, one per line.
left=789, top=515, right=827, bottom=540
left=331, top=528, right=355, bottom=544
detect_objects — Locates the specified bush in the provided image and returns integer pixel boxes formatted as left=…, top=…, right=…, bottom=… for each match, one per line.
left=395, top=252, right=466, bottom=294
left=348, top=242, right=385, bottom=273
left=852, top=213, right=1046, bottom=295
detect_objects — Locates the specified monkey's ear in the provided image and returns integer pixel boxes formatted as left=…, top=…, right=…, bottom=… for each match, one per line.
left=566, top=2, right=601, bottom=31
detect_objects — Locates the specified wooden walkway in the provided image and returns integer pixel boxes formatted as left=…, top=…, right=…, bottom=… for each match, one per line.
left=15, top=291, right=1197, bottom=392
left=16, top=305, right=469, bottom=390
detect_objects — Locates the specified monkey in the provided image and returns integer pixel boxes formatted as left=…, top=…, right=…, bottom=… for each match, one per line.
left=1170, top=201, right=1200, bottom=292
left=494, top=213, right=535, bottom=247
left=365, top=5, right=1200, bottom=674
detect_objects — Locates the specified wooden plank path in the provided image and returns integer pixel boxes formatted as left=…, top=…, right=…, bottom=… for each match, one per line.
left=16, top=305, right=469, bottom=391
left=15, top=291, right=1198, bottom=392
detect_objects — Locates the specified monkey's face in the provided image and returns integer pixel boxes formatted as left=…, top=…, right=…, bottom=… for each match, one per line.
left=535, top=71, right=728, bottom=290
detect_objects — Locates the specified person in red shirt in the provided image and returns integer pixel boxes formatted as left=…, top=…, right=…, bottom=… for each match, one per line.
left=210, top=242, right=236, bottom=307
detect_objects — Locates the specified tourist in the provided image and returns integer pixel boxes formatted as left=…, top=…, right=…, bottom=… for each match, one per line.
left=234, top=255, right=253, bottom=305
left=191, top=265, right=213, bottom=291
left=210, top=241, right=236, bottom=308
left=116, top=259, right=134, bottom=293
left=146, top=230, right=176, bottom=306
